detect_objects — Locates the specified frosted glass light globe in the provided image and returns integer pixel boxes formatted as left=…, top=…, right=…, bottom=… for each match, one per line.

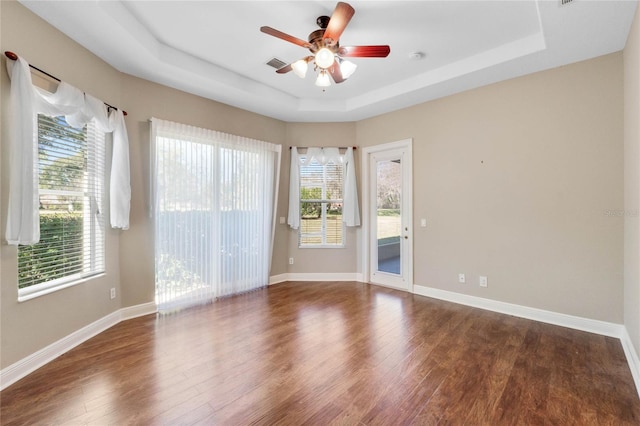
left=315, top=70, right=331, bottom=87
left=291, top=59, right=308, bottom=78
left=339, top=60, right=357, bottom=79
left=315, top=48, right=335, bottom=69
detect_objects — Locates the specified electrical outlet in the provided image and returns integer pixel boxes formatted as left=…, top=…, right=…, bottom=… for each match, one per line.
left=289, top=257, right=294, bottom=265
left=458, top=273, right=465, bottom=283
left=110, top=288, right=116, bottom=299
left=479, top=276, right=488, bottom=288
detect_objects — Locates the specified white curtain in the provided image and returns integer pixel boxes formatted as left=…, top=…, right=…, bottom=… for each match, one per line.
left=5, top=56, right=130, bottom=245
left=287, top=146, right=360, bottom=229
left=151, top=118, right=281, bottom=312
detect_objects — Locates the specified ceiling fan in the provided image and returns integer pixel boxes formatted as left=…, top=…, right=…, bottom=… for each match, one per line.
left=260, top=1, right=390, bottom=87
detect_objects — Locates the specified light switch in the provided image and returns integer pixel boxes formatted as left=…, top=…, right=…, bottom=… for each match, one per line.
left=420, top=218, right=427, bottom=227
left=279, top=217, right=285, bottom=224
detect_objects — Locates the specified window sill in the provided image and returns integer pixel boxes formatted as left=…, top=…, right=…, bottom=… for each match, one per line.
left=18, top=273, right=106, bottom=302
left=298, top=245, right=346, bottom=249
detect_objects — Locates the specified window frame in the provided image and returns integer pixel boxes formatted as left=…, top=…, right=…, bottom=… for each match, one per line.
left=298, top=157, right=346, bottom=248
left=17, top=114, right=106, bottom=301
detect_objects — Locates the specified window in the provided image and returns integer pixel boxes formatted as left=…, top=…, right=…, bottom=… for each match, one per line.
left=18, top=114, right=105, bottom=296
left=299, top=157, right=344, bottom=247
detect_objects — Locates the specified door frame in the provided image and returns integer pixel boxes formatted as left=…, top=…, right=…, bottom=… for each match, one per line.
left=361, top=139, right=413, bottom=292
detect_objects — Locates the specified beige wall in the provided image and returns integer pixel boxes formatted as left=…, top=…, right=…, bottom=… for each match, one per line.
left=0, top=0, right=629, bottom=370
left=282, top=122, right=359, bottom=275
left=358, top=53, right=624, bottom=322
left=1, top=0, right=124, bottom=368
left=624, top=4, right=640, bottom=356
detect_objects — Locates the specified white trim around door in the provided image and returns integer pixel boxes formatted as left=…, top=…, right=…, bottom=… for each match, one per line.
left=361, top=139, right=413, bottom=292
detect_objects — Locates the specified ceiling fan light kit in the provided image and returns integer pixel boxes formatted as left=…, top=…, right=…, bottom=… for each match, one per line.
left=338, top=58, right=357, bottom=79
left=260, top=1, right=390, bottom=88
left=315, top=47, right=336, bottom=69
left=315, top=70, right=332, bottom=87
left=292, top=59, right=308, bottom=78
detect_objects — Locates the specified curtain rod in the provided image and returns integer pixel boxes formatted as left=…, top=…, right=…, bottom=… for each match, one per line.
left=4, top=51, right=127, bottom=116
left=289, top=146, right=356, bottom=150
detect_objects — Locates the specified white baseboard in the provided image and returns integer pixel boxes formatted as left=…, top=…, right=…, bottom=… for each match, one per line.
left=120, top=301, right=157, bottom=320
left=0, top=302, right=157, bottom=391
left=269, top=274, right=288, bottom=285
left=412, top=285, right=623, bottom=338
left=270, top=272, right=363, bottom=284
left=621, top=327, right=640, bottom=398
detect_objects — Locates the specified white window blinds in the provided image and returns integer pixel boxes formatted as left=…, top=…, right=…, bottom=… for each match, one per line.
left=299, top=156, right=344, bottom=246
left=18, top=115, right=105, bottom=291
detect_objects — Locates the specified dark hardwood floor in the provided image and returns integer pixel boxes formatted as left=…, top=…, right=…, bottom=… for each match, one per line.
left=1, top=281, right=639, bottom=425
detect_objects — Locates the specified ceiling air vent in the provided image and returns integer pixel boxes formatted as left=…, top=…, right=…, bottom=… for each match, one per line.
left=266, top=57, right=287, bottom=69
left=559, top=0, right=575, bottom=6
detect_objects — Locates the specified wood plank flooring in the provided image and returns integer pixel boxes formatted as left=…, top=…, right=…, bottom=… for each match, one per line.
left=1, top=281, right=639, bottom=425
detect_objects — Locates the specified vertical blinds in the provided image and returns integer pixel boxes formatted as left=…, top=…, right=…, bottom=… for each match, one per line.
left=152, top=118, right=281, bottom=312
left=18, top=115, right=105, bottom=290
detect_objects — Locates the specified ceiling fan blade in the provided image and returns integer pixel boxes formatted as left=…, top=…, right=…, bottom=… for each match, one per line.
left=328, top=62, right=345, bottom=84
left=260, top=26, right=311, bottom=48
left=339, top=45, right=390, bottom=58
left=323, top=2, right=355, bottom=46
left=276, top=64, right=293, bottom=74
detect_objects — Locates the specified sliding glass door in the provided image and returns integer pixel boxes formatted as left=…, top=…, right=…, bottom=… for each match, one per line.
left=152, top=118, right=281, bottom=312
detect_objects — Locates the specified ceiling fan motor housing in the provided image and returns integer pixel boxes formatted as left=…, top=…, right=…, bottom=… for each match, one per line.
left=308, top=18, right=340, bottom=55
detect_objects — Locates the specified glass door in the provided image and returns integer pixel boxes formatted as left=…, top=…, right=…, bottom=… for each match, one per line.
left=376, top=159, right=402, bottom=275
left=368, top=143, right=412, bottom=291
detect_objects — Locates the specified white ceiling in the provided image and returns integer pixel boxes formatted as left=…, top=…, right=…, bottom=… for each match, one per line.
left=20, top=0, right=638, bottom=122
